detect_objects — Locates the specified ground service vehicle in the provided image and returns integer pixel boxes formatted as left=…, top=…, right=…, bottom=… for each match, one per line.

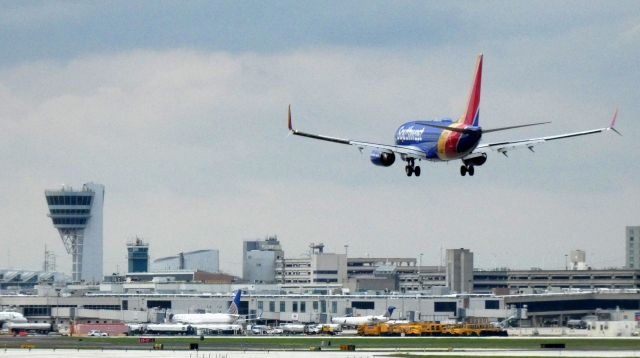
left=357, top=322, right=507, bottom=337
left=88, top=330, right=108, bottom=337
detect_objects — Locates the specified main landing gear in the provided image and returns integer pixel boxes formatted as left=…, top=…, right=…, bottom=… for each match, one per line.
left=460, top=164, right=475, bottom=176
left=460, top=153, right=486, bottom=177
left=405, top=158, right=421, bottom=177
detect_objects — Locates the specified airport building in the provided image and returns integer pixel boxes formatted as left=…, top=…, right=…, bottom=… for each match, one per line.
left=151, top=249, right=219, bottom=273
left=346, top=257, right=447, bottom=293
left=45, top=183, right=105, bottom=283
left=3, top=281, right=640, bottom=330
left=626, top=226, right=640, bottom=269
left=504, top=290, right=640, bottom=327
left=5, top=229, right=640, bottom=332
left=126, top=238, right=149, bottom=273
left=0, top=269, right=62, bottom=293
left=569, top=249, right=588, bottom=270
left=0, top=287, right=510, bottom=327
left=446, top=248, right=474, bottom=294
left=243, top=236, right=284, bottom=283
left=275, top=244, right=347, bottom=285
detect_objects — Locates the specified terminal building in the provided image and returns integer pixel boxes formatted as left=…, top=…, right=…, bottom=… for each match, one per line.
left=3, top=282, right=640, bottom=331
left=44, top=183, right=105, bottom=283
left=0, top=287, right=510, bottom=327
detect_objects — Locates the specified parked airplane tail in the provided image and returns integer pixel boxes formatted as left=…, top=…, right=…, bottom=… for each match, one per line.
left=459, top=53, right=483, bottom=126
left=228, top=290, right=241, bottom=315
left=384, top=306, right=396, bottom=318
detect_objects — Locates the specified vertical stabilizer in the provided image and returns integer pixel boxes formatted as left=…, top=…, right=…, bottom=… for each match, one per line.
left=228, top=291, right=241, bottom=314
left=459, top=54, right=483, bottom=126
left=384, top=306, right=396, bottom=318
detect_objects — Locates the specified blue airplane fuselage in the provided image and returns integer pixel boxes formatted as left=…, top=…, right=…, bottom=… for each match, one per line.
left=394, top=120, right=482, bottom=160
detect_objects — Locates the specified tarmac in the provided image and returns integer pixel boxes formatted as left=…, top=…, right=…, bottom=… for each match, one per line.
left=2, top=349, right=640, bottom=357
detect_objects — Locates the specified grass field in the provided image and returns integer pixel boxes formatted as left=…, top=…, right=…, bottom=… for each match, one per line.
left=7, top=336, right=637, bottom=351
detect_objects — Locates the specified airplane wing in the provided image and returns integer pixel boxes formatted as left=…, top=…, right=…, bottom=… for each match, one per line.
left=288, top=106, right=426, bottom=159
left=474, top=109, right=620, bottom=157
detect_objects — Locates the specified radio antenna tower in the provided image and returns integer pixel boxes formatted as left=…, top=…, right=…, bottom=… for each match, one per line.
left=43, top=245, right=56, bottom=273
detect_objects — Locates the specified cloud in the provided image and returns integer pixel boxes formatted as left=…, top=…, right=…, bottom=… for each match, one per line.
left=0, top=42, right=637, bottom=276
left=0, top=2, right=92, bottom=27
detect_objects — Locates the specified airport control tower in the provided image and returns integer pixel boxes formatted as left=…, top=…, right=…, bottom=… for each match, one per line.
left=127, top=237, right=149, bottom=273
left=45, top=183, right=104, bottom=282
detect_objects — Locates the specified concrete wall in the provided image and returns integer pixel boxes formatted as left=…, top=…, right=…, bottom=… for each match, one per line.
left=244, top=250, right=277, bottom=283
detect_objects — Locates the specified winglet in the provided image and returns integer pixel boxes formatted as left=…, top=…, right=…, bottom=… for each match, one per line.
left=608, top=108, right=622, bottom=136
left=288, top=105, right=293, bottom=131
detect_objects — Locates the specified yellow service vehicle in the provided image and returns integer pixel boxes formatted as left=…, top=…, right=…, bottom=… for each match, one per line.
left=419, top=322, right=443, bottom=336
left=357, top=324, right=381, bottom=336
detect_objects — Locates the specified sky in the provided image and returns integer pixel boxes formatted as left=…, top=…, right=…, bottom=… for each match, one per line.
left=0, top=1, right=638, bottom=277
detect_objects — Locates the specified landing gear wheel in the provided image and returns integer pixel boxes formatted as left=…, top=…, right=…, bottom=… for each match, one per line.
left=460, top=165, right=467, bottom=176
left=414, top=166, right=421, bottom=177
left=468, top=165, right=475, bottom=176
left=405, top=165, right=413, bottom=177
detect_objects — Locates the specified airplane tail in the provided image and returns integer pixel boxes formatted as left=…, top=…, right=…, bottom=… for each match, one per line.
left=228, top=290, right=241, bottom=315
left=384, top=306, right=396, bottom=318
left=458, top=54, right=483, bottom=126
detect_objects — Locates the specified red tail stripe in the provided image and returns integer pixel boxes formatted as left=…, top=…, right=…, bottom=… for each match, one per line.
left=463, top=54, right=483, bottom=125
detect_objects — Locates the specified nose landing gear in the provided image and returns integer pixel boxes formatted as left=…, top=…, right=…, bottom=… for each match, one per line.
left=405, top=158, right=421, bottom=177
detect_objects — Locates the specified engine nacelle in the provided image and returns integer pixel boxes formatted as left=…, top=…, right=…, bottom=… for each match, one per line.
left=464, top=152, right=487, bottom=166
left=370, top=150, right=396, bottom=167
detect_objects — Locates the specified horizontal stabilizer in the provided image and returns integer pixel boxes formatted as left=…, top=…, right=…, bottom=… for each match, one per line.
left=419, top=123, right=476, bottom=134
left=482, top=121, right=550, bottom=133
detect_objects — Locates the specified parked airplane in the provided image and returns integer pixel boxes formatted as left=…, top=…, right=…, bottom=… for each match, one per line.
left=0, top=311, right=27, bottom=323
left=0, top=311, right=50, bottom=333
left=331, top=306, right=396, bottom=326
left=288, top=54, right=620, bottom=177
left=171, top=290, right=241, bottom=324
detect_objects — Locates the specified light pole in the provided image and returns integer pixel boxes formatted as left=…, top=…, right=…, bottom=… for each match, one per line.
left=344, top=245, right=349, bottom=257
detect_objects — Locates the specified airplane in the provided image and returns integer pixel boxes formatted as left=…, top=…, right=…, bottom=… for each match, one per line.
left=171, top=290, right=241, bottom=324
left=287, top=54, right=620, bottom=177
left=0, top=310, right=51, bottom=333
left=331, top=306, right=396, bottom=326
left=0, top=311, right=27, bottom=323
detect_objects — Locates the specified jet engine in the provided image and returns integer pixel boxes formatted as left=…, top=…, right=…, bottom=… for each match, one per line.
left=463, top=152, right=487, bottom=166
left=370, top=150, right=396, bottom=167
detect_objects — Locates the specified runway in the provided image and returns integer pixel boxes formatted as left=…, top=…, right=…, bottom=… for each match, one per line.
left=2, top=349, right=640, bottom=357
